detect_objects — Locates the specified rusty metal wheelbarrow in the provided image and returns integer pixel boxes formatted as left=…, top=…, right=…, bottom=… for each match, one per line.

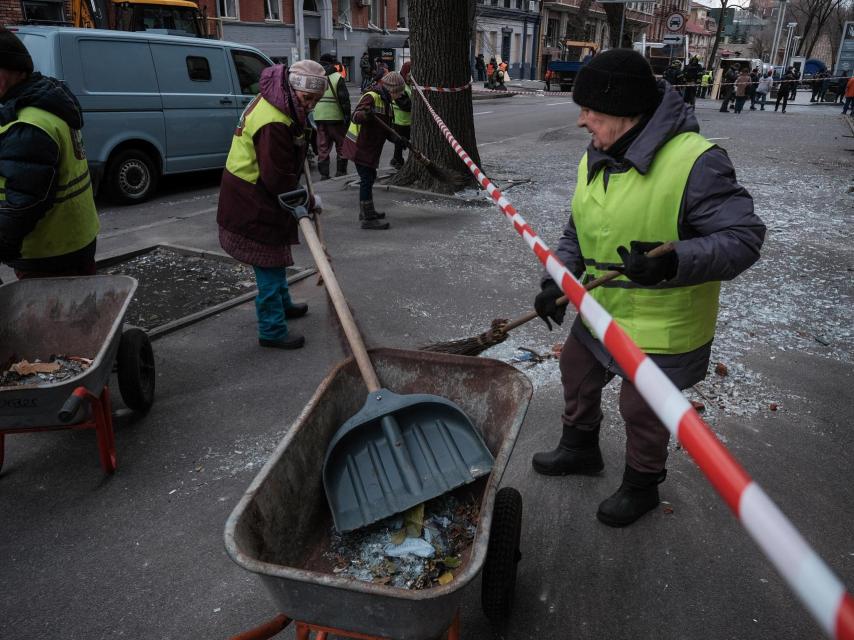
left=0, top=275, right=155, bottom=474
left=224, top=348, right=532, bottom=640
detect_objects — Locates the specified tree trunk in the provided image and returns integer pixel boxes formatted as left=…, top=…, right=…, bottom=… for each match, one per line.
left=602, top=4, right=626, bottom=48
left=389, top=0, right=480, bottom=194
left=706, top=0, right=728, bottom=70
left=565, top=0, right=594, bottom=41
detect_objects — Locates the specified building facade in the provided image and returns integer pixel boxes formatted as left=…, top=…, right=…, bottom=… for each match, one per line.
left=208, top=0, right=410, bottom=84
left=538, top=0, right=653, bottom=79
left=474, top=0, right=542, bottom=80
left=686, top=2, right=714, bottom=63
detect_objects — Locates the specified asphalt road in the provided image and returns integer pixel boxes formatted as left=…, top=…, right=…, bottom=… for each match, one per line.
left=1, top=92, right=852, bottom=640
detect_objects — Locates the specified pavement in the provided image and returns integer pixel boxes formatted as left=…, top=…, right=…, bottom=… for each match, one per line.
left=1, top=95, right=852, bottom=640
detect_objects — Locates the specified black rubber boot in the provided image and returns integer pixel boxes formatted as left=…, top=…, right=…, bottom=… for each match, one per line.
left=284, top=303, right=308, bottom=319
left=596, top=465, right=667, bottom=528
left=335, top=158, right=348, bottom=177
left=360, top=201, right=389, bottom=230
left=531, top=425, right=604, bottom=476
left=318, top=159, right=331, bottom=180
left=365, top=199, right=386, bottom=220
left=259, top=334, right=305, bottom=350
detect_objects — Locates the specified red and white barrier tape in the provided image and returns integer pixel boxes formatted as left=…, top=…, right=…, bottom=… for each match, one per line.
left=472, top=86, right=575, bottom=97
left=410, top=74, right=854, bottom=640
left=420, top=81, right=472, bottom=93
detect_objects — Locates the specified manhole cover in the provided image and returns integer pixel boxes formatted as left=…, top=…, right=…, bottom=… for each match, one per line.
left=99, top=246, right=309, bottom=333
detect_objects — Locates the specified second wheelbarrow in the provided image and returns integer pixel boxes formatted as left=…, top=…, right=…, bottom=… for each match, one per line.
left=277, top=188, right=494, bottom=533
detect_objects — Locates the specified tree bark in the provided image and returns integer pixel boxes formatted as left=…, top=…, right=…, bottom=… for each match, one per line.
left=706, top=0, right=729, bottom=70
left=389, top=0, right=480, bottom=194
left=603, top=4, right=626, bottom=48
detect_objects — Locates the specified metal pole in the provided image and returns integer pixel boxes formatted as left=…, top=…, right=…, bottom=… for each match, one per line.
left=618, top=2, right=626, bottom=47
left=770, top=0, right=787, bottom=66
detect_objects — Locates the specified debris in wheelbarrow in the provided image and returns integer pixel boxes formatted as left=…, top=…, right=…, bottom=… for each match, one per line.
left=277, top=188, right=495, bottom=533
left=322, top=493, right=480, bottom=590
left=1, top=356, right=92, bottom=387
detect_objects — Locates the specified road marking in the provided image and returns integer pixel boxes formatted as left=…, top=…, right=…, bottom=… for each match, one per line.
left=546, top=101, right=573, bottom=106
left=473, top=111, right=494, bottom=115
left=100, top=206, right=218, bottom=239
left=707, top=137, right=731, bottom=141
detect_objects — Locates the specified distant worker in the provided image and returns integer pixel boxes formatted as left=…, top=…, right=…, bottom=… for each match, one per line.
left=360, top=51, right=372, bottom=91
left=475, top=53, right=486, bottom=82
left=390, top=61, right=412, bottom=171
left=217, top=62, right=326, bottom=350
left=341, top=71, right=407, bottom=230
left=315, top=53, right=351, bottom=180
left=0, top=28, right=100, bottom=279
left=699, top=70, right=711, bottom=99
left=842, top=73, right=854, bottom=115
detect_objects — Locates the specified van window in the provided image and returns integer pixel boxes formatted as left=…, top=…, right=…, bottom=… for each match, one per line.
left=79, top=40, right=159, bottom=93
left=186, top=56, right=212, bottom=81
left=151, top=44, right=231, bottom=94
left=231, top=50, right=270, bottom=95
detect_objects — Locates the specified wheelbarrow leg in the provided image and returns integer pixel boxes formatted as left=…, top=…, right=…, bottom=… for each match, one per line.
left=447, top=611, right=460, bottom=640
left=93, top=386, right=117, bottom=474
left=228, top=614, right=291, bottom=640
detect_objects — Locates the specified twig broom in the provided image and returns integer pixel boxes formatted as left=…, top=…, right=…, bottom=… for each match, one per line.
left=421, top=242, right=675, bottom=356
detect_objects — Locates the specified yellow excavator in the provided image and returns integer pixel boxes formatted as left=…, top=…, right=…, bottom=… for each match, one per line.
left=70, top=0, right=208, bottom=37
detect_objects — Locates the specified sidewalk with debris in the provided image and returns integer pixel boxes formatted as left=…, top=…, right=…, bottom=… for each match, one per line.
left=0, top=104, right=851, bottom=640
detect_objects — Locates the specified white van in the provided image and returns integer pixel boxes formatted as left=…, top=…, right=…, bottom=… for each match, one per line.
left=12, top=26, right=272, bottom=203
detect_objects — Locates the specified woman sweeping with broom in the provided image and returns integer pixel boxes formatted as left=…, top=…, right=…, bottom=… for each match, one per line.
left=341, top=71, right=407, bottom=230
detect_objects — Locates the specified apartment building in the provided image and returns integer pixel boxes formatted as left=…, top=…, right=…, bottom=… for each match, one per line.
left=474, top=0, right=542, bottom=80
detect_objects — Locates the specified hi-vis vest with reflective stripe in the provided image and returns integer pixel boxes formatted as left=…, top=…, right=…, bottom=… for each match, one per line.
left=392, top=84, right=412, bottom=126
left=0, top=106, right=99, bottom=259
left=572, top=132, right=719, bottom=355
left=225, top=95, right=295, bottom=184
left=346, top=91, right=388, bottom=144
left=314, top=72, right=345, bottom=122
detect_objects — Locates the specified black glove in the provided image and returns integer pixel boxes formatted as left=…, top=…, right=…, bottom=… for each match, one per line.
left=534, top=280, right=566, bottom=330
left=615, top=241, right=678, bottom=286
left=397, top=136, right=409, bottom=150
left=0, top=239, right=21, bottom=263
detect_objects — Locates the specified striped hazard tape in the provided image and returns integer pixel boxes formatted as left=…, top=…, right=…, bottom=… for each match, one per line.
left=410, top=74, right=854, bottom=640
left=420, top=81, right=472, bottom=93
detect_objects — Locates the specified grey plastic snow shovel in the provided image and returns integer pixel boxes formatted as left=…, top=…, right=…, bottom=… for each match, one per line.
left=277, top=188, right=494, bottom=533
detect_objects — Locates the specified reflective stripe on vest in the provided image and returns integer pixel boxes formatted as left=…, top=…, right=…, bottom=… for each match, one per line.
left=314, top=72, right=345, bottom=122
left=225, top=96, right=296, bottom=185
left=572, top=132, right=720, bottom=354
left=0, top=106, right=99, bottom=259
left=392, top=84, right=412, bottom=126
left=346, top=91, right=388, bottom=144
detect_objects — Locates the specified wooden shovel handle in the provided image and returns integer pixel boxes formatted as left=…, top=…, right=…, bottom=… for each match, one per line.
left=297, top=215, right=383, bottom=393
left=501, top=241, right=676, bottom=334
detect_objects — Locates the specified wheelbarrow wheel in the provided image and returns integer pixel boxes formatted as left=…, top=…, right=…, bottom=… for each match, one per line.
left=481, top=486, right=523, bottom=623
left=117, top=328, right=155, bottom=413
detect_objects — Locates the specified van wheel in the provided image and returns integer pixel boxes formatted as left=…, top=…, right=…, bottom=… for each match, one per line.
left=106, top=149, right=158, bottom=204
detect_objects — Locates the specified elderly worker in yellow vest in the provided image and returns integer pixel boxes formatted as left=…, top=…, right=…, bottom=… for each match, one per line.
left=532, top=49, right=766, bottom=527
left=315, top=53, right=351, bottom=180
left=217, top=61, right=325, bottom=351
left=0, top=28, right=100, bottom=279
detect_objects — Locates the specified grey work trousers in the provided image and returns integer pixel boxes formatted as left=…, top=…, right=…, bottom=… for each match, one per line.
left=560, top=333, right=671, bottom=473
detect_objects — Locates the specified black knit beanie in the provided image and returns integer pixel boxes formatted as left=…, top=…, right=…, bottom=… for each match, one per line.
left=572, top=49, right=658, bottom=117
left=0, top=28, right=33, bottom=73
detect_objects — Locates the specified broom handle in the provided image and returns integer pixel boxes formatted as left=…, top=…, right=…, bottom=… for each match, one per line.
left=500, top=242, right=676, bottom=334
left=372, top=115, right=427, bottom=162
left=297, top=215, right=383, bottom=393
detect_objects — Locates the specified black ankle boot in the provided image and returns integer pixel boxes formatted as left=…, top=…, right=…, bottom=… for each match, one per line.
left=318, top=160, right=330, bottom=180
left=365, top=199, right=386, bottom=219
left=284, top=302, right=308, bottom=319
left=531, top=425, right=604, bottom=476
left=359, top=201, right=389, bottom=230
left=596, top=465, right=666, bottom=527
left=335, top=158, right=348, bottom=177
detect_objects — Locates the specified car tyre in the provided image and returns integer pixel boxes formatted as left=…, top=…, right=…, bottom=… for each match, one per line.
left=105, top=148, right=158, bottom=204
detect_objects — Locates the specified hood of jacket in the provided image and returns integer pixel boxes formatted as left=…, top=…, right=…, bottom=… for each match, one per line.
left=259, top=64, right=307, bottom=127
left=0, top=72, right=83, bottom=129
left=585, top=83, right=699, bottom=183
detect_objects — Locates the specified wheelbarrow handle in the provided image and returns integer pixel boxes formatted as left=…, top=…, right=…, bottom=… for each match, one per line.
left=58, top=387, right=88, bottom=423
left=296, top=210, right=383, bottom=393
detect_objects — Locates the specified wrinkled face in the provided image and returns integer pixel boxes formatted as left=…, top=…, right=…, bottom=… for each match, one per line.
left=295, top=90, right=322, bottom=111
left=576, top=108, right=639, bottom=151
left=387, top=86, right=404, bottom=100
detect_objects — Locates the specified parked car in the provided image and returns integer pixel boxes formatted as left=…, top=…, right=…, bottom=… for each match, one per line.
left=12, top=26, right=272, bottom=204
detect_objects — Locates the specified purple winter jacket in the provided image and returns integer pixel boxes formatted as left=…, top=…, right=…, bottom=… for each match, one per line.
left=217, top=65, right=308, bottom=265
left=549, top=87, right=766, bottom=388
